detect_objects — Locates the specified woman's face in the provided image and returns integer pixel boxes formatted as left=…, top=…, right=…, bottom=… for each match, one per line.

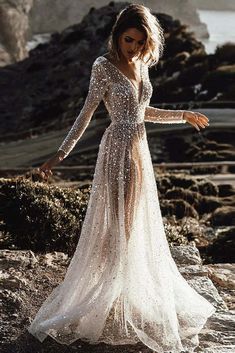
left=118, top=27, right=146, bottom=63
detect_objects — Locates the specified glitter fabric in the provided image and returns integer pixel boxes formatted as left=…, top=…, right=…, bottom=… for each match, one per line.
left=28, top=56, right=216, bottom=352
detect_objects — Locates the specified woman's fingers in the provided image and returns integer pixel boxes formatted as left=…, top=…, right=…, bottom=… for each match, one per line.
left=191, top=120, right=200, bottom=131
left=36, top=166, right=53, bottom=181
left=185, top=111, right=210, bottom=131
left=196, top=119, right=206, bottom=128
left=197, top=112, right=209, bottom=124
left=46, top=169, right=53, bottom=176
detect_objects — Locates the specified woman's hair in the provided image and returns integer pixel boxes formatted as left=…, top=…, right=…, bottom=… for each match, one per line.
left=107, top=3, right=165, bottom=67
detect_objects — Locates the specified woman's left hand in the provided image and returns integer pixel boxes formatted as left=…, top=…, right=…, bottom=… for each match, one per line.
left=184, top=111, right=209, bottom=131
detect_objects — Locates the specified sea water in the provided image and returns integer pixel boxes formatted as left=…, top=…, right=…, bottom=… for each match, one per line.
left=197, top=10, right=235, bottom=53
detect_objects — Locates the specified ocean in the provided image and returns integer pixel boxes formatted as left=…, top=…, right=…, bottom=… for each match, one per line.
left=197, top=10, right=235, bottom=53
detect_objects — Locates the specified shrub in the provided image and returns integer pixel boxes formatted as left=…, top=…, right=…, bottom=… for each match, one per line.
left=0, top=177, right=90, bottom=255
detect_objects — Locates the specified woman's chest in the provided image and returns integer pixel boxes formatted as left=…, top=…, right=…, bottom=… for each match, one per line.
left=105, top=76, right=153, bottom=106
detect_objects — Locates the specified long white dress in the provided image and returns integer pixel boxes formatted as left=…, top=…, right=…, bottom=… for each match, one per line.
left=27, top=55, right=216, bottom=352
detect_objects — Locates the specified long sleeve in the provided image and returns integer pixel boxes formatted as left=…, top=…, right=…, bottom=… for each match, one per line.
left=143, top=63, right=186, bottom=124
left=144, top=104, right=187, bottom=124
left=58, top=58, right=109, bottom=159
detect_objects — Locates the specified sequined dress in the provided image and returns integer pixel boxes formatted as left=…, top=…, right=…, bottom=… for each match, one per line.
left=28, top=55, right=216, bottom=352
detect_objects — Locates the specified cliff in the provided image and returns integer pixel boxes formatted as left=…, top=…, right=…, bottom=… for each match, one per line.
left=191, top=0, right=235, bottom=11
left=0, top=0, right=208, bottom=66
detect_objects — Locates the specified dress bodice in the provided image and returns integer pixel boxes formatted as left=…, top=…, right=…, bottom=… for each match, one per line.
left=99, top=56, right=153, bottom=125
left=58, top=55, right=186, bottom=159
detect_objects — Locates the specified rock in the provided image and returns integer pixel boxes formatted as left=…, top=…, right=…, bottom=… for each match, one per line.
left=0, top=249, right=38, bottom=270
left=39, top=251, right=69, bottom=268
left=171, top=244, right=202, bottom=265
left=161, top=199, right=199, bottom=219
left=179, top=264, right=209, bottom=277
left=0, top=249, right=68, bottom=345
left=204, top=263, right=235, bottom=290
left=202, top=64, right=235, bottom=99
left=0, top=43, right=12, bottom=67
left=201, top=310, right=235, bottom=346
left=215, top=288, right=235, bottom=311
left=210, top=206, right=235, bottom=226
left=0, top=0, right=33, bottom=63
left=170, top=246, right=235, bottom=350
left=200, top=347, right=235, bottom=353
left=165, top=174, right=197, bottom=189
left=206, top=228, right=235, bottom=264
left=178, top=62, right=209, bottom=86
left=165, top=187, right=201, bottom=206
left=188, top=276, right=228, bottom=310
left=195, top=179, right=219, bottom=197
left=218, top=184, right=235, bottom=197
left=165, top=187, right=221, bottom=215
left=0, top=271, right=29, bottom=290
left=198, top=196, right=222, bottom=215
left=0, top=246, right=233, bottom=352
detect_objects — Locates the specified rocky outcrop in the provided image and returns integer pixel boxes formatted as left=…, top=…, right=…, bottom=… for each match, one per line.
left=0, top=0, right=33, bottom=66
left=0, top=246, right=234, bottom=352
left=29, top=0, right=207, bottom=37
left=204, top=263, right=235, bottom=309
left=0, top=0, right=208, bottom=67
left=0, top=43, right=12, bottom=67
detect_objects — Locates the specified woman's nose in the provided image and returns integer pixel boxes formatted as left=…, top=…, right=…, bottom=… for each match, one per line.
left=130, top=42, right=138, bottom=51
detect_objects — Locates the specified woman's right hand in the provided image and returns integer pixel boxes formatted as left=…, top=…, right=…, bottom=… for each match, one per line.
left=36, top=150, right=66, bottom=181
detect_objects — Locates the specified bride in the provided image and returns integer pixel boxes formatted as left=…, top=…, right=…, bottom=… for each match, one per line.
left=28, top=3, right=216, bottom=352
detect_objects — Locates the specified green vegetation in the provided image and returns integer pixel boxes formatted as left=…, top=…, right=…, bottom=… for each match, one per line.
left=0, top=177, right=90, bottom=255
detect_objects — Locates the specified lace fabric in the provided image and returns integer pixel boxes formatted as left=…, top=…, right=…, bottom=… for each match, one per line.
left=28, top=55, right=216, bottom=352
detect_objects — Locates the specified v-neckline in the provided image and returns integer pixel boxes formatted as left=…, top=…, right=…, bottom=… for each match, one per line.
left=101, top=55, right=143, bottom=104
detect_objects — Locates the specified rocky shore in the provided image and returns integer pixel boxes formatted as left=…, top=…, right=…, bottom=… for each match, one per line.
left=0, top=246, right=234, bottom=353
left=0, top=3, right=234, bottom=351
left=0, top=137, right=234, bottom=353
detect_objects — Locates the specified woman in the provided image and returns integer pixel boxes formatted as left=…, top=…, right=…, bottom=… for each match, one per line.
left=28, top=4, right=215, bottom=352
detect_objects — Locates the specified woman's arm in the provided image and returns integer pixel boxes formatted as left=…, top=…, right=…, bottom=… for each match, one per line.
left=144, top=105, right=209, bottom=130
left=143, top=64, right=209, bottom=127
left=57, top=58, right=109, bottom=159
left=35, top=58, right=109, bottom=181
left=144, top=105, right=186, bottom=124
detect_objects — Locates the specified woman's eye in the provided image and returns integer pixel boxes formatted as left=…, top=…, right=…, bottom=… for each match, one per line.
left=124, top=37, right=145, bottom=45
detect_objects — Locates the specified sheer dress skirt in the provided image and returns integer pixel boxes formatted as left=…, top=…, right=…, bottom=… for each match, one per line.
left=28, top=121, right=216, bottom=352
